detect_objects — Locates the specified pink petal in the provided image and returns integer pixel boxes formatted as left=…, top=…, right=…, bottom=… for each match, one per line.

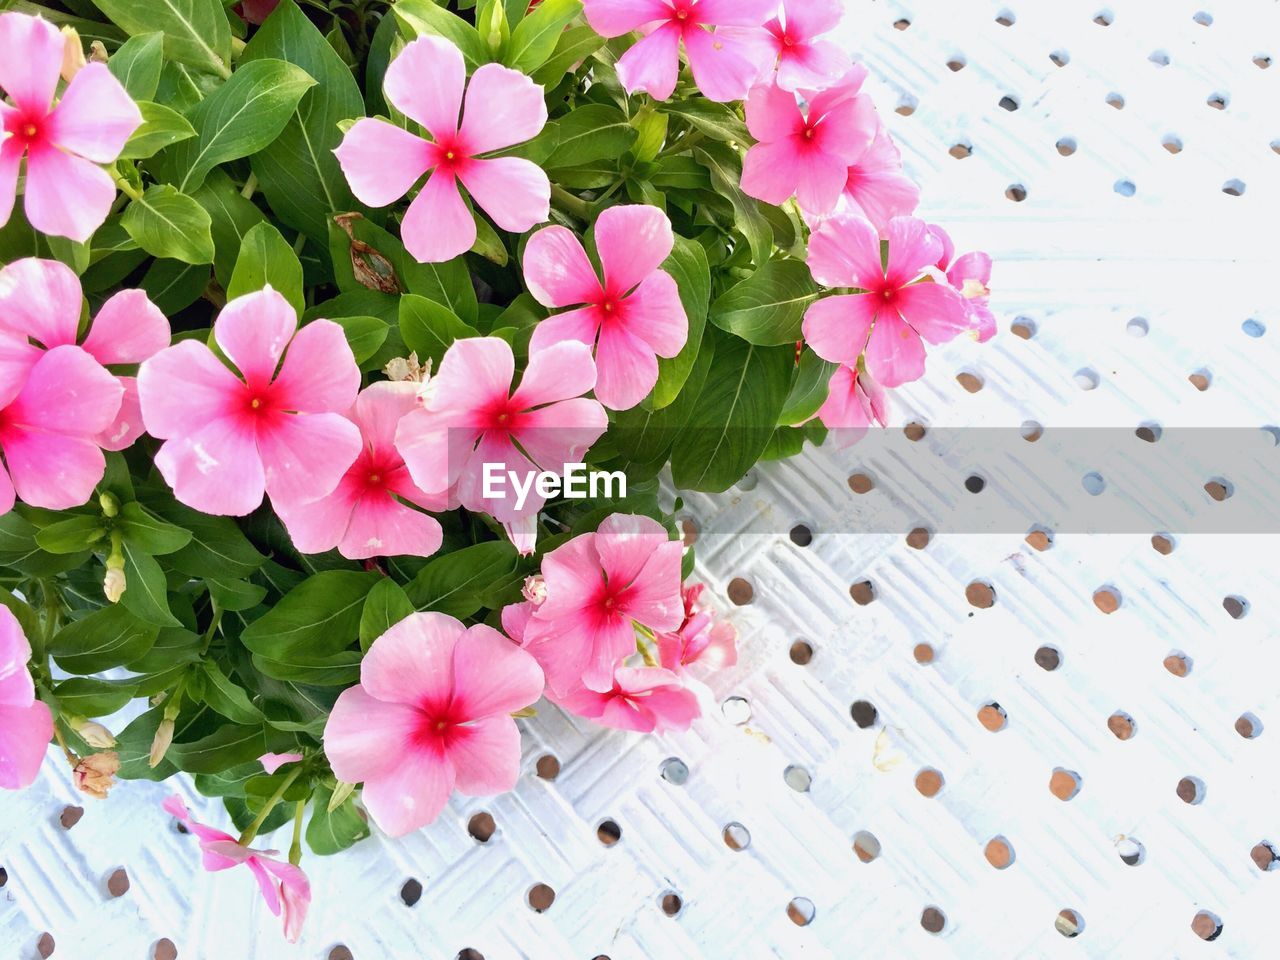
left=884, top=216, right=943, bottom=287
left=802, top=293, right=876, bottom=366
left=362, top=612, right=461, bottom=707
left=384, top=36, right=464, bottom=139
left=510, top=339, right=597, bottom=408
left=394, top=406, right=474, bottom=497
left=593, top=322, right=658, bottom=410
left=745, top=82, right=804, bottom=142
left=500, top=601, right=536, bottom=645
left=640, top=682, right=700, bottom=732
left=457, top=156, right=549, bottom=233
left=0, top=257, right=82, bottom=348
left=0, top=429, right=105, bottom=510
left=683, top=25, right=762, bottom=102
left=865, top=310, right=926, bottom=387
left=513, top=398, right=609, bottom=476
left=454, top=431, right=538, bottom=523
left=264, top=861, right=310, bottom=943
left=245, top=858, right=283, bottom=916
left=618, top=547, right=685, bottom=631
left=816, top=363, right=874, bottom=434
left=777, top=37, right=850, bottom=92
left=21, top=142, right=116, bottom=243
left=401, top=170, right=474, bottom=264
left=458, top=63, right=548, bottom=155
left=527, top=306, right=602, bottom=355
left=339, top=492, right=443, bottom=560
left=522, top=226, right=601, bottom=308
left=0, top=465, right=13, bottom=516
left=579, top=615, right=637, bottom=693
left=361, top=744, right=455, bottom=837
left=595, top=513, right=671, bottom=588
left=349, top=381, right=419, bottom=450
left=0, top=699, right=53, bottom=789
left=435, top=336, right=515, bottom=412
left=47, top=62, right=141, bottom=163
left=137, top=340, right=243, bottom=439
left=782, top=0, right=843, bottom=37
left=95, top=376, right=146, bottom=451
left=622, top=271, right=687, bottom=357
left=843, top=168, right=920, bottom=235
left=271, top=319, right=360, bottom=414
left=616, top=22, right=682, bottom=101
left=0, top=330, right=38, bottom=409
left=0, top=12, right=61, bottom=114
left=503, top=514, right=538, bottom=556
left=5, top=345, right=121, bottom=436
left=807, top=215, right=883, bottom=288
left=536, top=533, right=603, bottom=620
left=595, top=693, right=658, bottom=732
left=595, top=204, right=674, bottom=296
left=0, top=607, right=34, bottom=708
left=0, top=136, right=22, bottom=229
left=896, top=282, right=971, bottom=344
left=802, top=65, right=869, bottom=115
left=276, top=474, right=361, bottom=554
left=695, top=0, right=779, bottom=27
left=258, top=411, right=362, bottom=506
left=154, top=416, right=267, bottom=516
left=214, top=287, right=297, bottom=392
left=794, top=150, right=851, bottom=215
left=584, top=0, right=673, bottom=36
left=741, top=139, right=801, bottom=206
left=82, top=289, right=170, bottom=365
left=448, top=715, right=522, bottom=796
left=450, top=623, right=544, bottom=719
left=323, top=685, right=421, bottom=783
left=259, top=752, right=303, bottom=775
left=334, top=119, right=431, bottom=207
left=948, top=251, right=992, bottom=288
left=813, top=93, right=877, bottom=164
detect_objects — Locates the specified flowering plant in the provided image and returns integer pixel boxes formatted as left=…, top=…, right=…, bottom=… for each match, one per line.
left=0, top=0, right=991, bottom=940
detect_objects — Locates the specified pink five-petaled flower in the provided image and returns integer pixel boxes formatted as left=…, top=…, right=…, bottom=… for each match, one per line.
left=394, top=337, right=607, bottom=524
left=741, top=69, right=879, bottom=217
left=277, top=382, right=446, bottom=560
left=334, top=36, right=550, bottom=264
left=0, top=606, right=53, bottom=790
left=584, top=0, right=780, bottom=102
left=0, top=13, right=141, bottom=241
left=323, top=612, right=544, bottom=837
left=162, top=795, right=311, bottom=943
left=553, top=667, right=699, bottom=734
left=137, top=287, right=362, bottom=517
left=523, top=204, right=688, bottom=410
left=836, top=122, right=920, bottom=235
left=929, top=225, right=996, bottom=343
left=802, top=216, right=969, bottom=388
left=655, top=583, right=738, bottom=674
left=0, top=257, right=169, bottom=451
left=523, top=513, right=685, bottom=695
left=814, top=362, right=887, bottom=445
left=725, top=0, right=852, bottom=92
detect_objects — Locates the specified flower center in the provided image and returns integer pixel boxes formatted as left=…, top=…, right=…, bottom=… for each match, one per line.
left=367, top=472, right=382, bottom=486
left=23, top=123, right=38, bottom=138
left=783, top=34, right=795, bottom=47
left=961, top=278, right=989, bottom=300
left=250, top=397, right=262, bottom=408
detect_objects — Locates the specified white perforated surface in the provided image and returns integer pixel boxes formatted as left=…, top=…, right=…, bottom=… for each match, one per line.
left=3, top=2, right=1279, bottom=958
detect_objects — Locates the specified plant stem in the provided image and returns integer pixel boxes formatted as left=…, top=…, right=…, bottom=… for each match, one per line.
left=658, top=130, right=704, bottom=159
left=289, top=800, right=305, bottom=866
left=238, top=765, right=304, bottom=846
left=199, top=603, right=223, bottom=655
left=240, top=173, right=258, bottom=200
left=111, top=167, right=144, bottom=203
left=550, top=184, right=592, bottom=221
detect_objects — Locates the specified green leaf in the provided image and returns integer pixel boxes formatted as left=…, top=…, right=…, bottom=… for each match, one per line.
left=307, top=783, right=371, bottom=855
left=171, top=58, right=317, bottom=194
left=168, top=724, right=268, bottom=774
left=143, top=496, right=266, bottom=579
left=531, top=25, right=604, bottom=86
left=779, top=350, right=837, bottom=426
left=394, top=0, right=489, bottom=69
left=206, top=577, right=268, bottom=612
left=121, top=101, right=196, bottom=160
left=120, top=541, right=182, bottom=627
left=0, top=586, right=40, bottom=640
left=107, top=32, right=164, bottom=100
left=191, top=169, right=268, bottom=288
left=652, top=235, right=710, bottom=408
left=89, top=0, right=231, bottom=77
left=332, top=316, right=390, bottom=365
left=195, top=760, right=263, bottom=798
left=117, top=502, right=192, bottom=555
left=52, top=677, right=138, bottom=717
left=398, top=294, right=479, bottom=367
left=122, top=185, right=215, bottom=265
left=227, top=222, right=304, bottom=314
left=201, top=661, right=266, bottom=725
left=241, top=571, right=377, bottom=659
left=250, top=650, right=362, bottom=686
left=140, top=258, right=209, bottom=314
left=660, top=100, right=749, bottom=144
left=505, top=0, right=581, bottom=72
left=34, top=515, right=105, bottom=555
left=694, top=144, right=772, bottom=267
left=242, top=0, right=365, bottom=246
left=470, top=211, right=508, bottom=266
left=545, top=104, right=637, bottom=168
left=709, top=259, right=818, bottom=345
left=406, top=541, right=518, bottom=614
left=51, top=605, right=159, bottom=674
left=670, top=330, right=793, bottom=492
left=360, top=578, right=415, bottom=652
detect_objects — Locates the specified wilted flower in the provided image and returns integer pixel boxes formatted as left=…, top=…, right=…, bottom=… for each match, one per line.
left=72, top=751, right=119, bottom=799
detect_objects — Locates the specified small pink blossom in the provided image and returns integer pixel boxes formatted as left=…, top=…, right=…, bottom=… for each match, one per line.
left=394, top=337, right=608, bottom=524
left=835, top=123, right=920, bottom=235
left=138, top=287, right=362, bottom=517
left=0, top=257, right=169, bottom=451
left=656, top=583, right=738, bottom=673
left=584, top=0, right=779, bottom=102
left=723, top=0, right=851, bottom=92
left=323, top=612, right=544, bottom=837
left=0, top=606, right=53, bottom=790
left=0, top=12, right=141, bottom=241
left=553, top=666, right=699, bottom=733
left=259, top=752, right=303, bottom=775
left=814, top=362, right=887, bottom=441
left=335, top=36, right=550, bottom=264
left=163, top=795, right=311, bottom=943
left=929, top=225, right=996, bottom=343
left=524, top=204, right=687, bottom=410
left=741, top=70, right=879, bottom=216
left=522, top=513, right=684, bottom=694
left=803, top=216, right=969, bottom=387
left=277, top=382, right=446, bottom=560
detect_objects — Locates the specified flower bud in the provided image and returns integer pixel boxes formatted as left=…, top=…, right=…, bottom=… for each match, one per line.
left=60, top=26, right=86, bottom=82
left=149, top=718, right=175, bottom=768
left=521, top=574, right=548, bottom=606
left=73, top=751, right=120, bottom=799
left=71, top=718, right=117, bottom=749
left=99, top=492, right=120, bottom=517
left=103, top=567, right=126, bottom=603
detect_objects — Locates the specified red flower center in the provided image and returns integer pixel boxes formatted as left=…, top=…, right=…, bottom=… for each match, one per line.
left=432, top=133, right=470, bottom=173
left=5, top=108, right=46, bottom=149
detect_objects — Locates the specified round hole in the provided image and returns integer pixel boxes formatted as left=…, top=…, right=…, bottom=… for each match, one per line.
left=903, top=421, right=927, bottom=441
left=1207, top=92, right=1228, bottom=110
left=1243, top=319, right=1266, bottom=338
left=157, top=940, right=180, bottom=960
left=723, top=822, right=751, bottom=851
left=966, top=581, right=996, bottom=608
left=1082, top=472, right=1105, bottom=495
left=921, top=906, right=947, bottom=934
left=1151, top=533, right=1175, bottom=554
left=949, top=142, right=971, bottom=159
left=1117, top=836, right=1146, bottom=865
left=1050, top=50, right=1070, bottom=67
left=1049, top=768, right=1081, bottom=801
left=1094, top=10, right=1114, bottom=26
left=1126, top=317, right=1149, bottom=338
left=1075, top=368, right=1100, bottom=389
left=1108, top=711, right=1136, bottom=740
left=1005, top=183, right=1027, bottom=202
left=1223, top=179, right=1246, bottom=196
left=1204, top=477, right=1233, bottom=501
left=893, top=18, right=911, bottom=30
left=1163, top=652, right=1192, bottom=677
left=660, top=892, right=683, bottom=917
left=998, top=95, right=1019, bottom=112
left=527, top=883, right=555, bottom=913
left=536, top=754, right=560, bottom=780
left=1224, top=595, right=1249, bottom=620
left=596, top=819, right=621, bottom=846
left=467, top=812, right=496, bottom=843
left=1191, top=910, right=1223, bottom=941
left=1193, top=10, right=1213, bottom=25
left=1012, top=317, right=1037, bottom=338
left=853, top=831, right=881, bottom=862
left=913, top=643, right=935, bottom=664
left=456, top=951, right=484, bottom=960
left=1136, top=422, right=1161, bottom=443
left=1250, top=841, right=1278, bottom=871
left=106, top=868, right=129, bottom=898
left=895, top=95, right=917, bottom=117
left=1177, top=776, right=1206, bottom=805
left=735, top=469, right=759, bottom=492
left=60, top=806, right=85, bottom=830
left=1106, top=92, right=1125, bottom=109
left=1093, top=587, right=1121, bottom=613
left=850, top=700, right=878, bottom=728
left=1020, top=420, right=1043, bottom=442
left=400, top=879, right=423, bottom=907
left=946, top=56, right=966, bottom=73
left=679, top=516, right=699, bottom=546
left=906, top=527, right=931, bottom=549
left=965, top=474, right=986, bottom=493
left=784, top=765, right=812, bottom=792
left=1163, top=135, right=1183, bottom=154
left=848, top=472, right=874, bottom=494
left=721, top=696, right=751, bottom=725
left=786, top=897, right=815, bottom=926
left=1114, top=179, right=1136, bottom=197
left=977, top=702, right=1007, bottom=732
left=956, top=371, right=983, bottom=393
left=1149, top=50, right=1170, bottom=66
left=1255, top=54, right=1272, bottom=69
left=727, top=577, right=754, bottom=605
left=37, top=934, right=55, bottom=959
left=1056, top=909, right=1085, bottom=938
left=660, top=757, right=689, bottom=785
left=996, top=10, right=1015, bottom=27
left=788, top=524, right=812, bottom=546
left=849, top=580, right=876, bottom=605
left=0, top=866, right=6, bottom=887
left=985, top=836, right=1015, bottom=868
left=1026, top=526, right=1053, bottom=551
left=1189, top=368, right=1211, bottom=391
left=1235, top=712, right=1263, bottom=739
left=915, top=768, right=944, bottom=798
left=1035, top=645, right=1062, bottom=671
left=789, top=640, right=814, bottom=665
left=1056, top=137, right=1077, bottom=156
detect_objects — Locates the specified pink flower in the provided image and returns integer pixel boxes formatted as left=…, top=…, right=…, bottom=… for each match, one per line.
left=523, top=513, right=684, bottom=694
left=0, top=12, right=141, bottom=241
left=0, top=606, right=53, bottom=790
left=741, top=70, right=879, bottom=216
left=655, top=583, right=738, bottom=673
left=723, top=0, right=851, bottom=92
left=584, top=0, right=779, bottom=102
left=0, top=258, right=169, bottom=451
left=138, top=287, right=362, bottom=517
left=239, top=0, right=280, bottom=24
left=802, top=216, right=969, bottom=387
left=394, top=337, right=608, bottom=524
left=814, top=363, right=887, bottom=445
left=323, top=612, right=544, bottom=837
left=0, top=343, right=122, bottom=515
left=836, top=123, right=920, bottom=235
left=335, top=36, right=550, bottom=264
left=929, top=225, right=996, bottom=343
left=553, top=667, right=699, bottom=733
left=277, top=382, right=445, bottom=560
left=163, top=795, right=311, bottom=943
left=258, top=752, right=302, bottom=775
left=523, top=204, right=687, bottom=410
